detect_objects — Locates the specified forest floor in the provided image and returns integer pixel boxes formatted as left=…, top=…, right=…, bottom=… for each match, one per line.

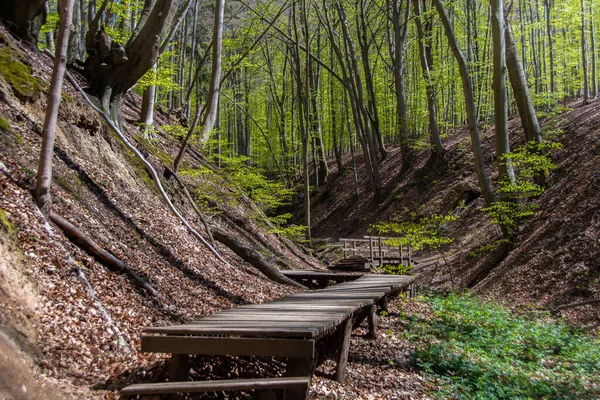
left=0, top=24, right=599, bottom=399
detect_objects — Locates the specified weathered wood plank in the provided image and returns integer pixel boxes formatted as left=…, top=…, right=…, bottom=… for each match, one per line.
left=335, top=318, right=353, bottom=382
left=141, top=336, right=315, bottom=358
left=170, top=354, right=189, bottom=382
left=144, top=326, right=317, bottom=338
left=367, top=305, right=377, bottom=339
left=121, top=377, right=311, bottom=396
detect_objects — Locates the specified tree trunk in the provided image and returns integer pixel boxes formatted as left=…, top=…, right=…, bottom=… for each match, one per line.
left=591, top=3, right=598, bottom=97
left=412, top=0, right=445, bottom=159
left=505, top=21, right=542, bottom=144
left=388, top=0, right=413, bottom=171
left=491, top=0, right=516, bottom=185
left=0, top=0, right=47, bottom=46
left=200, top=0, right=225, bottom=143
left=84, top=0, right=179, bottom=130
left=433, top=0, right=496, bottom=205
left=581, top=0, right=590, bottom=104
left=35, top=0, right=75, bottom=217
left=67, top=0, right=85, bottom=64
left=543, top=0, right=555, bottom=93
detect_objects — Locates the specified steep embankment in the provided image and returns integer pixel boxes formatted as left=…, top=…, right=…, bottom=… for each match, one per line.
left=308, top=99, right=600, bottom=327
left=0, top=28, right=323, bottom=397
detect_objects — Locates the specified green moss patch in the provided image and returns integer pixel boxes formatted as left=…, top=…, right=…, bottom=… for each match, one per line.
left=0, top=208, right=17, bottom=237
left=0, top=46, right=43, bottom=101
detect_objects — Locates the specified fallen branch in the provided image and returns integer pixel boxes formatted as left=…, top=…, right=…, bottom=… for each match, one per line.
left=550, top=298, right=600, bottom=313
left=211, top=227, right=305, bottom=288
left=49, top=213, right=159, bottom=298
left=48, top=50, right=231, bottom=269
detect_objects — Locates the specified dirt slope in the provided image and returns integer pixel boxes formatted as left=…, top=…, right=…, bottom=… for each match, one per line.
left=0, top=27, right=324, bottom=397
left=307, top=100, right=600, bottom=328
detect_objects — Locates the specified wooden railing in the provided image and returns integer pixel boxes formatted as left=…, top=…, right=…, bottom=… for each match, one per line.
left=339, top=236, right=412, bottom=266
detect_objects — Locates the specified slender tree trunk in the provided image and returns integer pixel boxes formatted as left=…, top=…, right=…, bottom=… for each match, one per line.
left=544, top=0, right=555, bottom=93
left=199, top=0, right=225, bottom=142
left=388, top=0, right=413, bottom=171
left=491, top=0, right=516, bottom=185
left=35, top=0, right=75, bottom=216
left=433, top=0, right=496, bottom=205
left=413, top=0, right=445, bottom=159
left=592, top=2, right=598, bottom=97
left=581, top=0, right=590, bottom=104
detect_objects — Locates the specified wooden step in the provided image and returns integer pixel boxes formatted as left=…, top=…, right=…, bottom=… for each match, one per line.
left=121, top=376, right=311, bottom=396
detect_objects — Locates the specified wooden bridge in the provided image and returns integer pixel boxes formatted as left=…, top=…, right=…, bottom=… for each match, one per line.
left=121, top=274, right=414, bottom=399
left=331, top=236, right=413, bottom=271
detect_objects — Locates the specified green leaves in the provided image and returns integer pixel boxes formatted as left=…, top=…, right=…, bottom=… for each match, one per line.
left=406, top=294, right=600, bottom=399
left=372, top=212, right=459, bottom=251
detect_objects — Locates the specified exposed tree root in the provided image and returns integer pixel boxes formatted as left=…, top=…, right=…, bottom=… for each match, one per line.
left=550, top=298, right=600, bottom=313
left=211, top=227, right=305, bottom=288
left=466, top=239, right=511, bottom=288
left=49, top=213, right=160, bottom=298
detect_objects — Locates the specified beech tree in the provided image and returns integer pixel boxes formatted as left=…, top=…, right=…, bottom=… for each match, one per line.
left=83, top=0, right=179, bottom=128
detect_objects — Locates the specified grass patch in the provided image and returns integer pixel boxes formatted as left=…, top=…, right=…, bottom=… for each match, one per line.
left=404, top=293, right=600, bottom=399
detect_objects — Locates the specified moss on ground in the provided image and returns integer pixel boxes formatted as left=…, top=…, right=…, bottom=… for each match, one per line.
left=0, top=208, right=17, bottom=237
left=0, top=46, right=43, bottom=101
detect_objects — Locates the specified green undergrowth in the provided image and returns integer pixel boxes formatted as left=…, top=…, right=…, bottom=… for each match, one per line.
left=403, top=293, right=600, bottom=399
left=0, top=208, right=17, bottom=237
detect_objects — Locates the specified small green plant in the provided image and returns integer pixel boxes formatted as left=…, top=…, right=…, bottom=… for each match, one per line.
left=380, top=263, right=413, bottom=275
left=405, top=293, right=600, bottom=399
left=468, top=238, right=511, bottom=259
left=484, top=141, right=561, bottom=231
left=372, top=212, right=459, bottom=251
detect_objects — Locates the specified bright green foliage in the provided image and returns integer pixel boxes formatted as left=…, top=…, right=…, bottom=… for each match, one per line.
left=372, top=212, right=459, bottom=251
left=181, top=154, right=298, bottom=231
left=136, top=50, right=180, bottom=93
left=38, top=12, right=59, bottom=51
left=161, top=124, right=190, bottom=141
left=0, top=208, right=17, bottom=237
left=267, top=212, right=307, bottom=240
left=0, top=115, right=12, bottom=132
left=484, top=141, right=561, bottom=230
left=404, top=294, right=600, bottom=399
left=380, top=263, right=413, bottom=275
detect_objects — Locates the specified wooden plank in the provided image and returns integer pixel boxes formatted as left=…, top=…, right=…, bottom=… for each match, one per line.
left=335, top=318, right=353, bottom=382
left=144, top=326, right=317, bottom=338
left=142, top=336, right=314, bottom=358
left=121, top=377, right=311, bottom=396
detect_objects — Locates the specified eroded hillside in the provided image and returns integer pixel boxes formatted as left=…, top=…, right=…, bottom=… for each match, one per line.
left=0, top=28, right=324, bottom=398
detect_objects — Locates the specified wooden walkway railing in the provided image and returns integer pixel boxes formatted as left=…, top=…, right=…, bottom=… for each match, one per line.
left=121, top=274, right=415, bottom=399
left=340, top=236, right=412, bottom=267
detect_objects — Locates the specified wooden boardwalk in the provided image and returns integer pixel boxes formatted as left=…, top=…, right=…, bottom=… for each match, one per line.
left=122, top=274, right=414, bottom=399
left=334, top=236, right=414, bottom=271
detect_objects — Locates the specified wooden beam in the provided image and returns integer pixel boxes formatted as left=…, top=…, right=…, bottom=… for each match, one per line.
left=142, top=336, right=314, bottom=358
left=335, top=317, right=353, bottom=382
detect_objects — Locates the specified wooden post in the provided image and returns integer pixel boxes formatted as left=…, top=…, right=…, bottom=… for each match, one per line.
left=407, top=245, right=411, bottom=266
left=352, top=240, right=357, bottom=256
left=343, top=240, right=347, bottom=259
left=399, top=244, right=404, bottom=266
left=335, top=317, right=353, bottom=382
left=378, top=296, right=389, bottom=314
left=378, top=237, right=383, bottom=266
left=170, top=354, right=189, bottom=381
left=286, top=351, right=315, bottom=400
left=369, top=237, right=374, bottom=262
left=367, top=305, right=377, bottom=339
